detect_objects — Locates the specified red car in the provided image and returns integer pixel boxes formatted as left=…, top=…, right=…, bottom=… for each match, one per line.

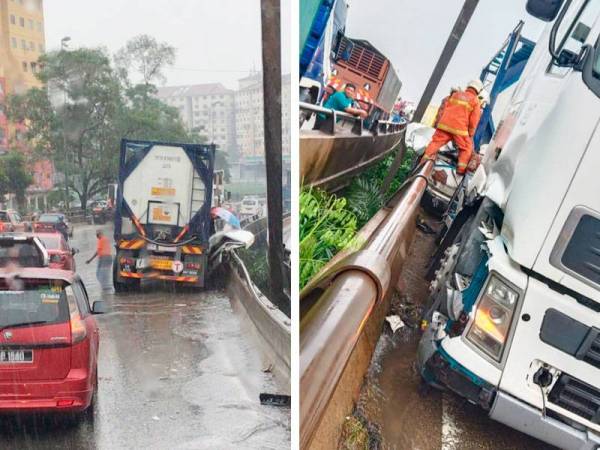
left=0, top=210, right=31, bottom=233
left=0, top=268, right=105, bottom=419
left=33, top=233, right=78, bottom=271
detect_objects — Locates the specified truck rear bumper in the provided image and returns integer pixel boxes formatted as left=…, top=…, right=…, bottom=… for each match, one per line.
left=490, top=391, right=600, bottom=450
left=119, top=271, right=201, bottom=285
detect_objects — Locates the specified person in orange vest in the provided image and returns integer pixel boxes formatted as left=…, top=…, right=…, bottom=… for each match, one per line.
left=422, top=79, right=484, bottom=175
left=86, top=230, right=113, bottom=292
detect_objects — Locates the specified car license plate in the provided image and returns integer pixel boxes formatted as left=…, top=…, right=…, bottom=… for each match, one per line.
left=0, top=349, right=33, bottom=363
left=150, top=259, right=173, bottom=270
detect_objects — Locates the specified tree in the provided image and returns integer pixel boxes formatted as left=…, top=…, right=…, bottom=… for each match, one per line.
left=8, top=48, right=123, bottom=211
left=0, top=152, right=33, bottom=209
left=7, top=42, right=190, bottom=213
left=115, top=35, right=176, bottom=87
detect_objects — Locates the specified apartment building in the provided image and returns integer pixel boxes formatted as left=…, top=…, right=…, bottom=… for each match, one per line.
left=0, top=0, right=52, bottom=205
left=156, top=83, right=237, bottom=158
left=234, top=72, right=291, bottom=181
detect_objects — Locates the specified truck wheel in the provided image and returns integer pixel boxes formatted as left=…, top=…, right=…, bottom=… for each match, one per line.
left=113, top=261, right=129, bottom=293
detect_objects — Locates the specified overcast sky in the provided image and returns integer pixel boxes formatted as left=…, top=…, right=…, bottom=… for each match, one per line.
left=345, top=0, right=546, bottom=105
left=44, top=0, right=290, bottom=90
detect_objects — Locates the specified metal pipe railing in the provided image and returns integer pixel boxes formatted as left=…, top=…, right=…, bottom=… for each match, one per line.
left=300, top=101, right=405, bottom=136
left=299, top=160, right=433, bottom=449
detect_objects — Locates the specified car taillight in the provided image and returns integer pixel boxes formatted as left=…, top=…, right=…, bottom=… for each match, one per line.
left=185, top=262, right=200, bottom=270
left=70, top=314, right=87, bottom=344
left=50, top=254, right=66, bottom=263
left=56, top=399, right=75, bottom=407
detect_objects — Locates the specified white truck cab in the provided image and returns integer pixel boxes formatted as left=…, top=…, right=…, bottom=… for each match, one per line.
left=418, top=1, right=600, bottom=448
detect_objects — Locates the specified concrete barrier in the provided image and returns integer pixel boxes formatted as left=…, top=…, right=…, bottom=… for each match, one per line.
left=226, top=252, right=291, bottom=390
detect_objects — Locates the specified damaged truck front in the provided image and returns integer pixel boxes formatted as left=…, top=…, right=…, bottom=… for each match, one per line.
left=418, top=1, right=600, bottom=449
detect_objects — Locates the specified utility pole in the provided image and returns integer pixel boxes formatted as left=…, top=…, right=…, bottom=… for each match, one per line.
left=60, top=36, right=71, bottom=211
left=260, top=0, right=285, bottom=303
left=413, top=0, right=480, bottom=123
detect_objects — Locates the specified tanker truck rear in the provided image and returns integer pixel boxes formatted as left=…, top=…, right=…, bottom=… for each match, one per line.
left=113, top=139, right=215, bottom=291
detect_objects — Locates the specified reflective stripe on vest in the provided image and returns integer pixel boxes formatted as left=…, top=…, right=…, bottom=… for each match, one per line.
left=447, top=97, right=474, bottom=111
left=437, top=123, right=469, bottom=137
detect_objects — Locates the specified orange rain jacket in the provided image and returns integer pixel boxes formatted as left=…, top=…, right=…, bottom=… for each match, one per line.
left=436, top=88, right=481, bottom=137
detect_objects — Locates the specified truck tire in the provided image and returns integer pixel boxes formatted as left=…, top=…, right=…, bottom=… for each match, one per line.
left=112, top=259, right=140, bottom=293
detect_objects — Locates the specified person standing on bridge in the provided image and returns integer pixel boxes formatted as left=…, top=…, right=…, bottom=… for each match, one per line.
left=86, top=230, right=113, bottom=292
left=421, top=79, right=483, bottom=175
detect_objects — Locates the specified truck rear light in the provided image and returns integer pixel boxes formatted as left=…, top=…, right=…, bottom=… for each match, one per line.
left=185, top=262, right=200, bottom=270
left=70, top=314, right=87, bottom=344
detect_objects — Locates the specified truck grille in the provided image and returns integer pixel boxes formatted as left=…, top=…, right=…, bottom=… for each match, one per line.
left=548, top=374, right=600, bottom=424
left=582, top=332, right=600, bottom=369
left=540, top=309, right=600, bottom=370
left=560, top=214, right=600, bottom=286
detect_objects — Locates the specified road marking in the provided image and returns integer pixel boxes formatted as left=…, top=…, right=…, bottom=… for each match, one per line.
left=441, top=394, right=461, bottom=450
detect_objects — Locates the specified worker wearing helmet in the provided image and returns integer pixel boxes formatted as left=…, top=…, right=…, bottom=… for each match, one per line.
left=422, top=79, right=483, bottom=175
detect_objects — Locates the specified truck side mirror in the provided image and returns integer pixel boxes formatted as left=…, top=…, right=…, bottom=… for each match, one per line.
left=526, top=0, right=565, bottom=21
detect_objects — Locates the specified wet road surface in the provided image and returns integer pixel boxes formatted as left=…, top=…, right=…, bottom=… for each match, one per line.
left=0, top=224, right=290, bottom=449
left=353, top=220, right=555, bottom=450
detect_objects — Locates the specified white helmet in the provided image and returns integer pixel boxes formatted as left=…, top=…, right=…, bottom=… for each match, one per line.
left=467, top=79, right=484, bottom=93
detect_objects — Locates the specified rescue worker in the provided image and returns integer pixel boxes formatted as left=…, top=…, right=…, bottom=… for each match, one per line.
left=422, top=79, right=483, bottom=175
left=86, top=230, right=113, bottom=292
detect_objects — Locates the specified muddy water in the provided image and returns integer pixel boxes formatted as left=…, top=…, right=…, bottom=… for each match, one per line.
left=354, top=222, right=554, bottom=450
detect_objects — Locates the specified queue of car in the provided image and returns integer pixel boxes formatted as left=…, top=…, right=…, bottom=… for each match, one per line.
left=0, top=211, right=104, bottom=424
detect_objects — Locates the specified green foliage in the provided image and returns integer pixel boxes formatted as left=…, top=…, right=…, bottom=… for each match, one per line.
left=0, top=152, right=33, bottom=208
left=298, top=146, right=417, bottom=288
left=299, top=188, right=357, bottom=288
left=345, top=177, right=384, bottom=228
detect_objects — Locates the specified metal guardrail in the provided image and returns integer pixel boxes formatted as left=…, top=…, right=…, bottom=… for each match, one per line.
left=300, top=101, right=406, bottom=137
left=299, top=160, right=433, bottom=449
left=227, top=250, right=291, bottom=386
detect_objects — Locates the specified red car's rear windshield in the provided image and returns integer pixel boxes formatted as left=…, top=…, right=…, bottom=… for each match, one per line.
left=0, top=280, right=69, bottom=329
left=0, top=242, right=43, bottom=268
left=38, top=235, right=60, bottom=250
left=38, top=214, right=61, bottom=223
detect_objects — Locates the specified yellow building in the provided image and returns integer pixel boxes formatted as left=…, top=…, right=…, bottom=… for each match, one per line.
left=0, top=0, right=45, bottom=95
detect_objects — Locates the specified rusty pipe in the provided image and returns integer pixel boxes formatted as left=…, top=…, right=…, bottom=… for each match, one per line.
left=300, top=270, right=378, bottom=449
left=370, top=161, right=433, bottom=277
left=300, top=161, right=433, bottom=448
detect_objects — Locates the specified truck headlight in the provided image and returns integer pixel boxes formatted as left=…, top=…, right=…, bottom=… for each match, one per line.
left=465, top=274, right=520, bottom=362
